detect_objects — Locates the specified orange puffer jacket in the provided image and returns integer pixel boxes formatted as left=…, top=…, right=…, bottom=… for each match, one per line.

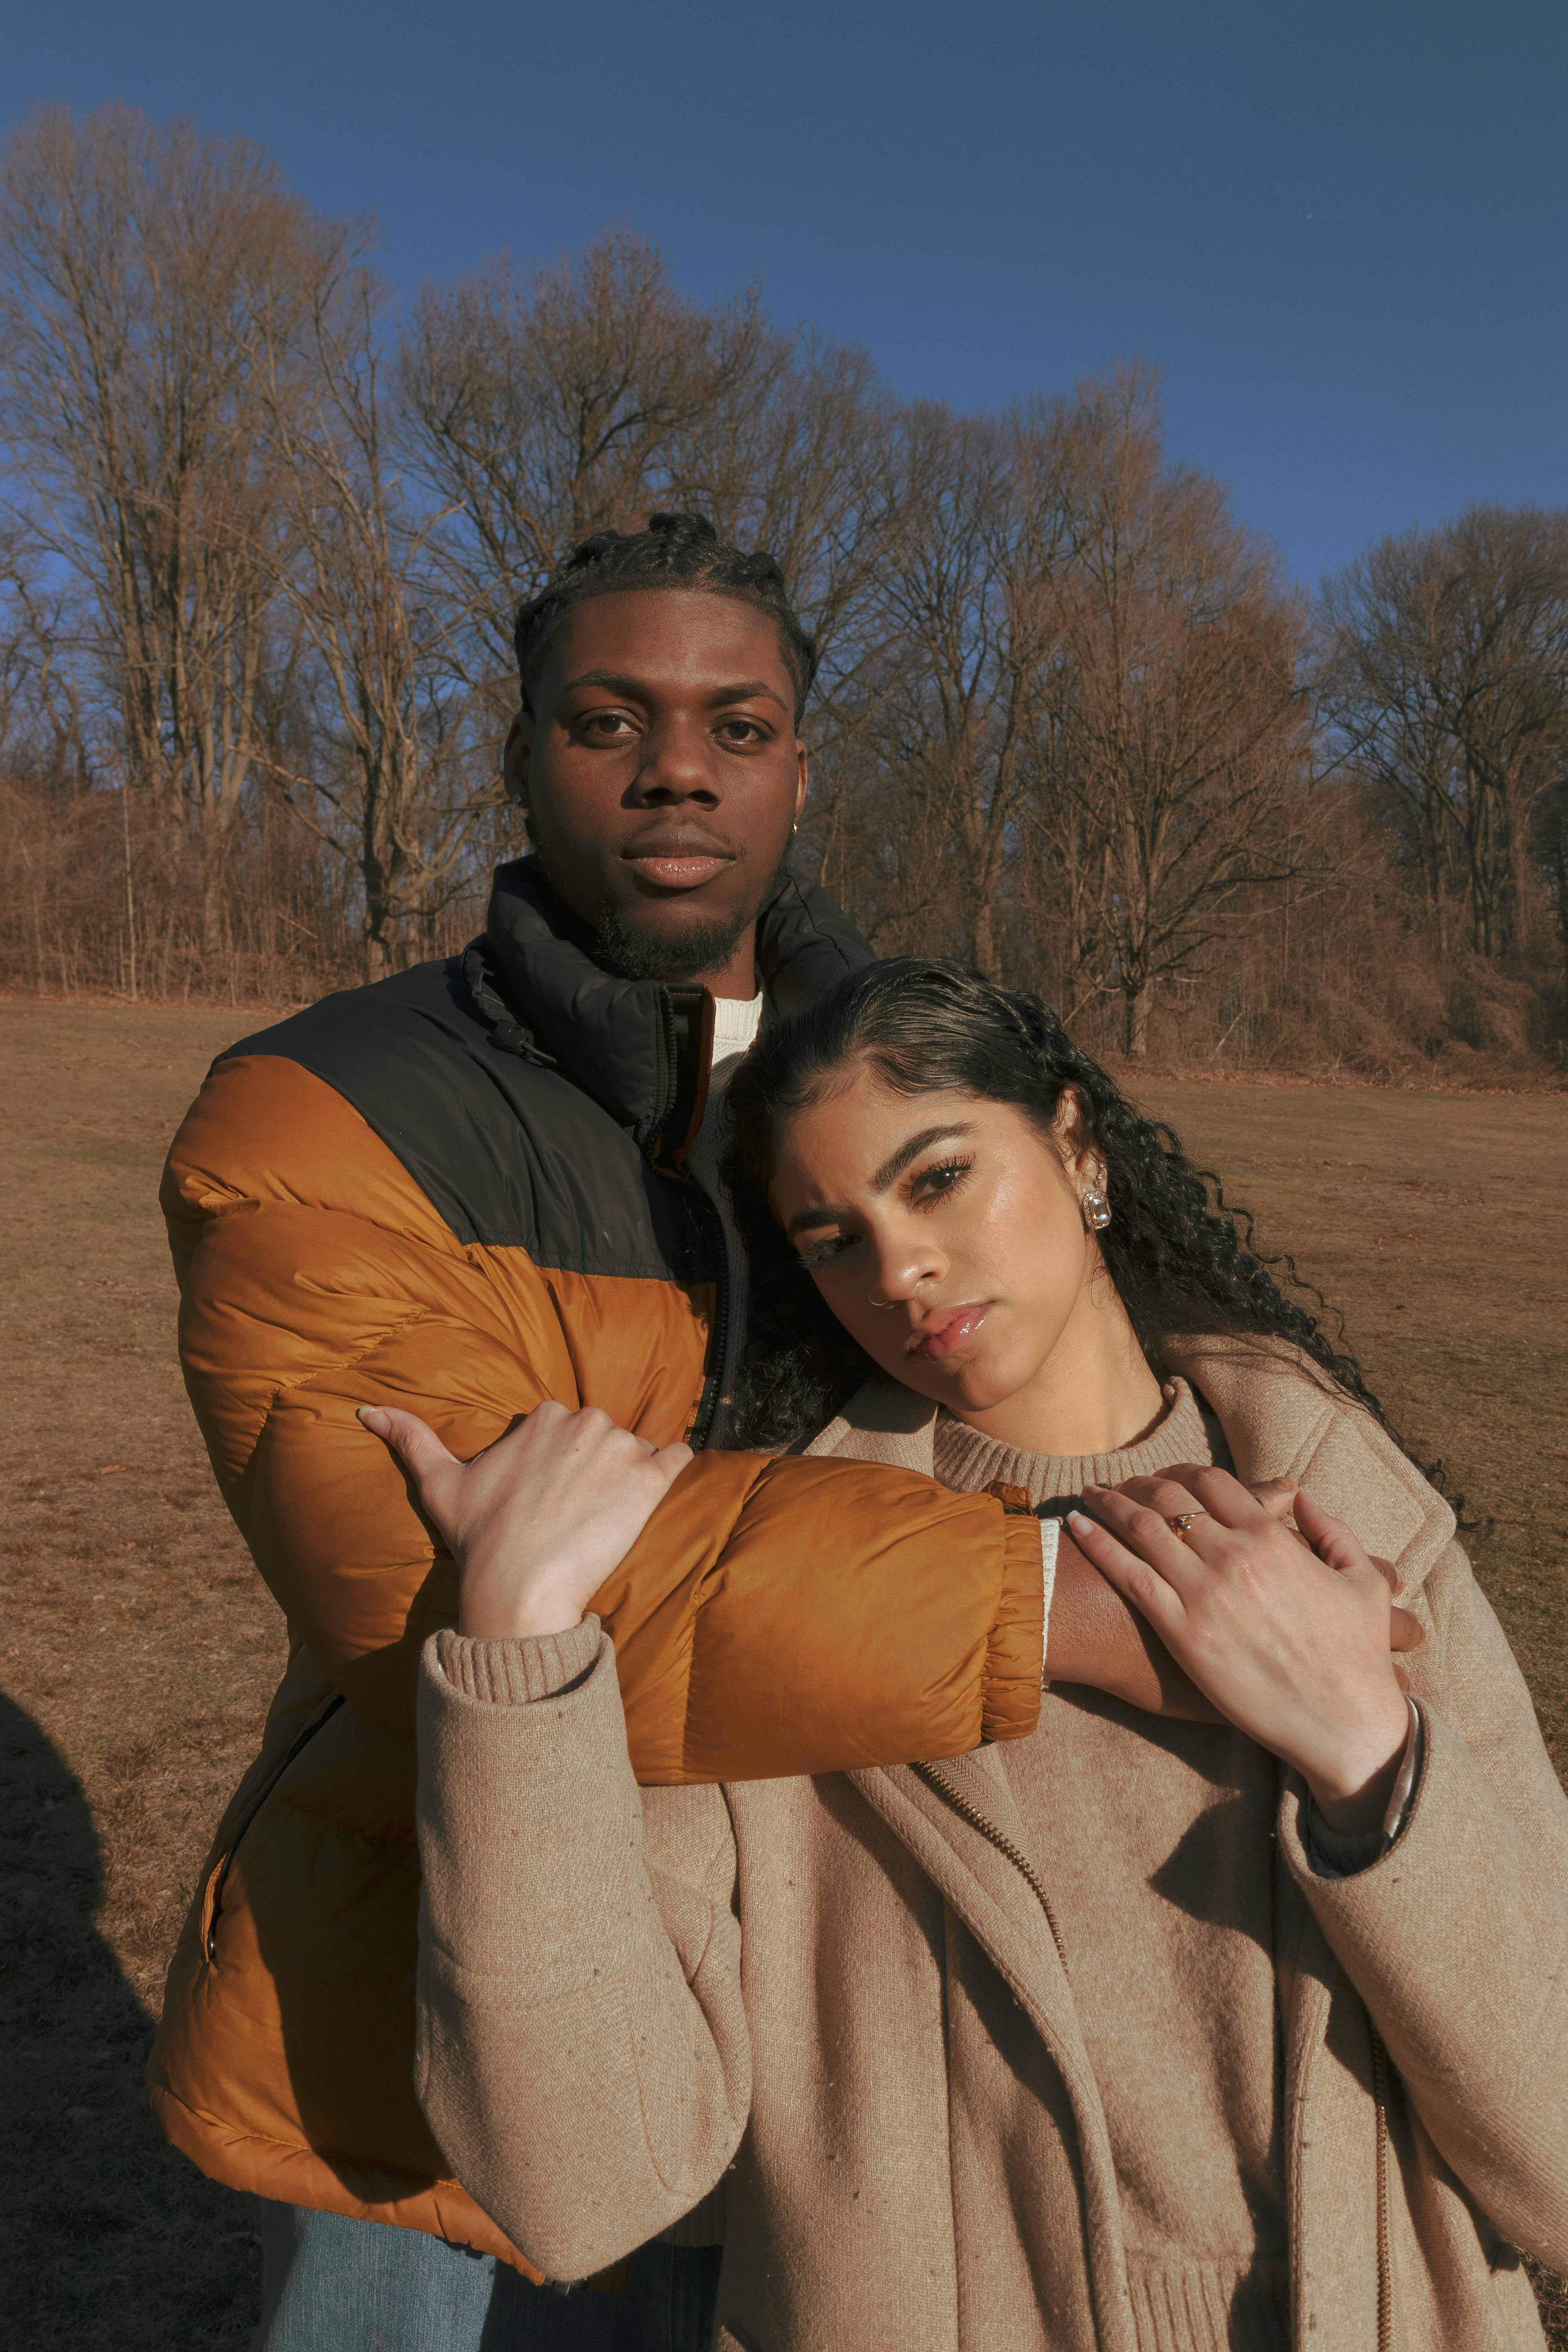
left=148, top=861, right=1046, bottom=2271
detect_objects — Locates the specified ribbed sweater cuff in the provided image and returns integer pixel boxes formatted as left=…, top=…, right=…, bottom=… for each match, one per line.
left=434, top=1616, right=602, bottom=1706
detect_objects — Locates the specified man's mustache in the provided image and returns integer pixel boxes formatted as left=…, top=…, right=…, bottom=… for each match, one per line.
left=619, top=824, right=743, bottom=861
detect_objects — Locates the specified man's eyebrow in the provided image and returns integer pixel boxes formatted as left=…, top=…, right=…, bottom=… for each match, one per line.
left=785, top=1125, right=976, bottom=1237
left=710, top=678, right=789, bottom=711
left=560, top=669, right=789, bottom=712
left=558, top=670, right=647, bottom=699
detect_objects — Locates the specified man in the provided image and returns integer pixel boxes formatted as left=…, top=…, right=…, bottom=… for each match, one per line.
left=151, top=515, right=1201, bottom=2348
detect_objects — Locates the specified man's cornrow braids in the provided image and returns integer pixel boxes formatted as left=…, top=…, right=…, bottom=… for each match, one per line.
left=512, top=510, right=819, bottom=724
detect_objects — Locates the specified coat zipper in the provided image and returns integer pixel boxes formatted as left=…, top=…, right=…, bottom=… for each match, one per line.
left=205, top=1693, right=346, bottom=1962
left=918, top=1760, right=1396, bottom=2342
left=910, top=1759, right=1068, bottom=1969
left=1371, top=2025, right=1394, bottom=2351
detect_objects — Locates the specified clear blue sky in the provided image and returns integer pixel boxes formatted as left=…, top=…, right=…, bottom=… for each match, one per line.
left=5, top=0, right=1565, bottom=587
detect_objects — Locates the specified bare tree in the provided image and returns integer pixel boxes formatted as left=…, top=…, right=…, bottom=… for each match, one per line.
left=0, top=519, right=86, bottom=796
left=807, top=400, right=1068, bottom=976
left=1041, top=367, right=1306, bottom=1056
left=0, top=103, right=334, bottom=946
left=397, top=230, right=891, bottom=730
left=1318, top=506, right=1568, bottom=961
left=252, top=256, right=499, bottom=978
left=0, top=114, right=1559, bottom=1078
left=396, top=233, right=774, bottom=688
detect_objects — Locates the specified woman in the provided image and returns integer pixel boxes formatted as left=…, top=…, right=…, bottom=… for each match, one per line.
left=375, top=962, right=1568, bottom=2351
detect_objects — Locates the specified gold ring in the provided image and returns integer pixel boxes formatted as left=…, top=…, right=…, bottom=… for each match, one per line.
left=1168, top=1511, right=1208, bottom=1542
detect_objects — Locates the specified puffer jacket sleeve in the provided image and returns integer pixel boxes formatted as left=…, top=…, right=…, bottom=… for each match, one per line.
left=166, top=1054, right=1044, bottom=1767
left=414, top=1621, right=747, bottom=2282
left=1278, top=1539, right=1568, bottom=2270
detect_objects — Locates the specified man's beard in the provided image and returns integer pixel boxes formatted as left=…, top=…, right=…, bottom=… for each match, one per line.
left=590, top=901, right=757, bottom=985
left=526, top=819, right=784, bottom=984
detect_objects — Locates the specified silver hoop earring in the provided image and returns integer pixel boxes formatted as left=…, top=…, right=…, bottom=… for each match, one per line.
left=1082, top=1170, right=1112, bottom=1232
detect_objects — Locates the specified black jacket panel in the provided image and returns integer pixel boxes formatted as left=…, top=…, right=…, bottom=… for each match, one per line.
left=222, top=858, right=873, bottom=1284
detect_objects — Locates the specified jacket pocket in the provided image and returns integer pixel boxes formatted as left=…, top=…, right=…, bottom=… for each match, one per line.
left=203, top=1693, right=346, bottom=1962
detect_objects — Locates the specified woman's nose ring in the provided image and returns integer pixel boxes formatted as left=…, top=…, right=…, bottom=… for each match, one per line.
left=867, top=1292, right=900, bottom=1310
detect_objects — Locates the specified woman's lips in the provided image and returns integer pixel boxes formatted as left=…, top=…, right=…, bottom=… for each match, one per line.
left=908, top=1303, right=991, bottom=1361
left=625, top=852, right=734, bottom=891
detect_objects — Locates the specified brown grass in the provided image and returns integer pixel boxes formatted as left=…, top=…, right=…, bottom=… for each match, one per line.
left=2, top=1002, right=283, bottom=2350
left=2, top=1002, right=1564, bottom=2348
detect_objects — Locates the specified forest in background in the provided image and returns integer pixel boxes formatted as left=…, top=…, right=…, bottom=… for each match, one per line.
left=1, top=103, right=1565, bottom=1076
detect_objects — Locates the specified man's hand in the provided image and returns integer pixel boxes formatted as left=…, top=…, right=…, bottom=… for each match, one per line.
left=359, top=1401, right=693, bottom=1640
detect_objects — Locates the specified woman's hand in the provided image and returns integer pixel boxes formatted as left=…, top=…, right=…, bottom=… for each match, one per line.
left=358, top=1401, right=693, bottom=1640
left=1068, top=1465, right=1416, bottom=1832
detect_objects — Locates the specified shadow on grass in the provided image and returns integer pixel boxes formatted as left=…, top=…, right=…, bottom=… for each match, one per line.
left=1, top=1680, right=1564, bottom=2350
left=0, top=1691, right=259, bottom=2352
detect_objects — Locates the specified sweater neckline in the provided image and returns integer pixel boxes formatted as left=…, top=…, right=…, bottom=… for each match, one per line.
left=932, top=1377, right=1212, bottom=1503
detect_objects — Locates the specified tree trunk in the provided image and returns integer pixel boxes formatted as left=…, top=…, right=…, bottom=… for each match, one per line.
left=971, top=891, right=1000, bottom=982
left=1124, top=978, right=1152, bottom=1058
left=200, top=855, right=225, bottom=960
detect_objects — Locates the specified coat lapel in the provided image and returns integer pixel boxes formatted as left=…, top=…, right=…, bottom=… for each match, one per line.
left=811, top=1359, right=1403, bottom=2350
left=812, top=1388, right=1135, bottom=2351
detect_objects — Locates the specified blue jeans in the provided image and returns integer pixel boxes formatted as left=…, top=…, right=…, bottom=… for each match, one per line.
left=251, top=2201, right=722, bottom=2352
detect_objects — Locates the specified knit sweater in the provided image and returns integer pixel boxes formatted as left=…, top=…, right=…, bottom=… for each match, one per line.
left=936, top=1381, right=1287, bottom=2351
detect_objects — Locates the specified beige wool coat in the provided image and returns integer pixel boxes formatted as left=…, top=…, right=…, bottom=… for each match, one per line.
left=414, top=1347, right=1568, bottom=2350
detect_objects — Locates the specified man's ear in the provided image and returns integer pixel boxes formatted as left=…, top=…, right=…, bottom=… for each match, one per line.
left=502, top=711, right=533, bottom=811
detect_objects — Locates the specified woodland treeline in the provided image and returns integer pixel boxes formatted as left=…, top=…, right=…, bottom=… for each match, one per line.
left=2, top=104, right=1566, bottom=1073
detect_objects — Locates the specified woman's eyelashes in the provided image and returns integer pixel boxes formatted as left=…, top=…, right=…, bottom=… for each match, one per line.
left=793, top=1157, right=978, bottom=1273
left=907, top=1154, right=975, bottom=1209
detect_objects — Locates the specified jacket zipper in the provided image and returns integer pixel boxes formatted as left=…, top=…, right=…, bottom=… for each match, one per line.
left=1371, top=2025, right=1394, bottom=2351
left=684, top=1176, right=732, bottom=1453
left=205, top=1693, right=346, bottom=1962
left=910, top=1759, right=1068, bottom=1969
left=651, top=984, right=734, bottom=1455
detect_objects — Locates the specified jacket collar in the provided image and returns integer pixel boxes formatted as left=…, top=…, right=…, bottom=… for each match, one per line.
left=470, top=855, right=873, bottom=1160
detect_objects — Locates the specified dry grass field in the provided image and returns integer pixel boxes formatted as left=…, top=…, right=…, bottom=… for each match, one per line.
left=2, top=995, right=1565, bottom=2351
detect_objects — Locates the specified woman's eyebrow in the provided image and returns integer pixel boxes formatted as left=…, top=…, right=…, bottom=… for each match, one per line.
left=785, top=1124, right=975, bottom=1236
left=869, top=1123, right=974, bottom=1192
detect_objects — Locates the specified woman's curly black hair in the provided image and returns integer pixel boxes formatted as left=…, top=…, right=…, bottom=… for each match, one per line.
left=513, top=511, right=819, bottom=724
left=724, top=958, right=1402, bottom=1455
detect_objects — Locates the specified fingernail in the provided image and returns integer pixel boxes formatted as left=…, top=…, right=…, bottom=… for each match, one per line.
left=358, top=1405, right=390, bottom=1433
left=1082, top=1482, right=1105, bottom=1496
left=1067, top=1511, right=1096, bottom=1535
